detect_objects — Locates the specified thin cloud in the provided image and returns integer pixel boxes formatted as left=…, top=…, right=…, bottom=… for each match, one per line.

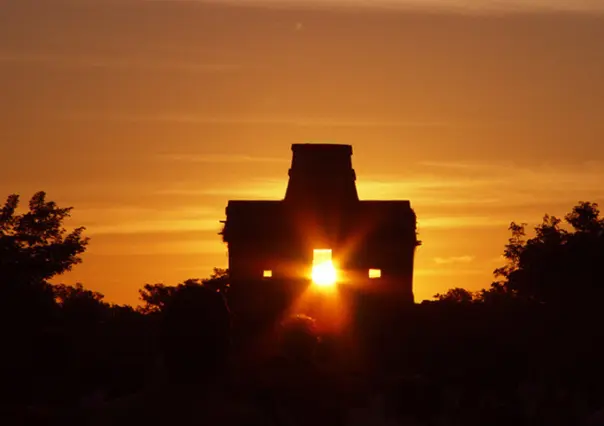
left=415, top=268, right=486, bottom=277
left=434, top=255, right=475, bottom=264
left=88, top=238, right=224, bottom=256
left=165, top=178, right=285, bottom=199
left=87, top=219, right=221, bottom=235
left=0, top=52, right=244, bottom=73
left=358, top=161, right=604, bottom=208
left=61, top=111, right=451, bottom=128
left=417, top=160, right=515, bottom=171
left=157, top=154, right=288, bottom=164
left=75, top=206, right=224, bottom=236
left=159, top=0, right=604, bottom=14
left=419, top=216, right=510, bottom=229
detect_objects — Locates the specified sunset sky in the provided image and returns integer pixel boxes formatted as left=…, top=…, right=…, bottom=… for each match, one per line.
left=1, top=0, right=604, bottom=305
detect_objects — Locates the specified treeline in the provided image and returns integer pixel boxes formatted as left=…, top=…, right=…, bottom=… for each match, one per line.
left=4, top=191, right=604, bottom=425
left=0, top=192, right=231, bottom=412
left=432, top=200, right=604, bottom=306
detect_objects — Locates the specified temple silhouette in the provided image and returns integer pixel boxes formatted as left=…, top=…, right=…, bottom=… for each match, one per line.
left=222, top=144, right=419, bottom=322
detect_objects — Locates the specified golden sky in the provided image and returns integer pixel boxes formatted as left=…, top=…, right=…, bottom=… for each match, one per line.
left=1, top=0, right=604, bottom=305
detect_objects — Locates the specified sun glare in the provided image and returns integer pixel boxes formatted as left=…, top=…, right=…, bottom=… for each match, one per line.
left=311, top=249, right=337, bottom=287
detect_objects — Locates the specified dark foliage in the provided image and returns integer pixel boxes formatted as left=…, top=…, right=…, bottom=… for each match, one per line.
left=0, top=191, right=88, bottom=285
left=160, top=283, right=231, bottom=385
left=488, top=201, right=604, bottom=305
left=4, top=194, right=604, bottom=425
left=433, top=287, right=478, bottom=304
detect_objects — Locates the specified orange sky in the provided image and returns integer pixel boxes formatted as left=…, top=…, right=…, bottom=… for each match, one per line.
left=1, top=0, right=604, bottom=305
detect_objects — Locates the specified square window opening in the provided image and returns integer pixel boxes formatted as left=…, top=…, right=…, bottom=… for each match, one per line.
left=369, top=269, right=382, bottom=279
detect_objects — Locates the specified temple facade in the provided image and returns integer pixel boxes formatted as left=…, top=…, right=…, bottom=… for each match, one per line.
left=221, top=144, right=419, bottom=320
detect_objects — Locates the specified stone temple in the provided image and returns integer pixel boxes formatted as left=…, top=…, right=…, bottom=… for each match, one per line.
left=221, top=143, right=418, bottom=322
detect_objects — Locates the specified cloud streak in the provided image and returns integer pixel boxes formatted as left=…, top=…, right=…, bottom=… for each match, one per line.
left=415, top=268, right=486, bottom=277
left=434, top=255, right=475, bottom=264
left=73, top=206, right=224, bottom=236
left=157, top=154, right=288, bottom=164
left=62, top=111, right=451, bottom=128
left=159, top=0, right=604, bottom=14
left=0, top=52, right=244, bottom=73
left=359, top=161, right=604, bottom=204
left=88, top=238, right=224, bottom=256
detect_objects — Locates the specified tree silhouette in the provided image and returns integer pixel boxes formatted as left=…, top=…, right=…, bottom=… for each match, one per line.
left=160, top=283, right=231, bottom=385
left=433, top=287, right=477, bottom=304
left=54, top=283, right=108, bottom=325
left=138, top=270, right=230, bottom=314
left=0, top=191, right=89, bottom=284
left=280, top=314, right=319, bottom=365
left=0, top=192, right=89, bottom=409
left=54, top=283, right=104, bottom=306
left=138, top=283, right=177, bottom=314
left=202, top=267, right=229, bottom=293
left=0, top=191, right=89, bottom=327
left=7, top=191, right=604, bottom=424
left=490, top=201, right=604, bottom=305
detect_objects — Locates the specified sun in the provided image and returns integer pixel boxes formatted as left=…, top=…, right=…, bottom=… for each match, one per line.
left=312, top=261, right=337, bottom=287
left=311, top=249, right=337, bottom=288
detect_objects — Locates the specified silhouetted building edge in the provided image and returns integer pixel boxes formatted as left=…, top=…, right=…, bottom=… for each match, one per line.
left=222, top=143, right=418, bottom=319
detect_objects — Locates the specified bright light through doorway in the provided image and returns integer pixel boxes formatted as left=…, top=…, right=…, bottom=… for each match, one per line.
left=311, top=249, right=337, bottom=287
left=369, top=269, right=381, bottom=279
